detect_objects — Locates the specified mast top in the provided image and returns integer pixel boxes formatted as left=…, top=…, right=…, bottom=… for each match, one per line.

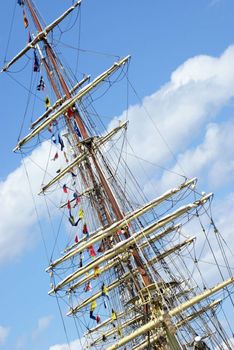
left=1, top=0, right=82, bottom=73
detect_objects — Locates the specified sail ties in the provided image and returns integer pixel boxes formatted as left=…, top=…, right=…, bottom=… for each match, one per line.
left=38, top=120, right=128, bottom=194
left=1, top=0, right=82, bottom=73
left=13, top=56, right=130, bottom=151
left=46, top=178, right=197, bottom=271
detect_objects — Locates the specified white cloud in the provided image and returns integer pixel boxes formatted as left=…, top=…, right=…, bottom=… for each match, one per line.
left=156, top=120, right=234, bottom=193
left=32, top=315, right=53, bottom=339
left=0, top=326, right=10, bottom=345
left=0, top=140, right=68, bottom=265
left=109, top=45, right=234, bottom=181
left=49, top=338, right=85, bottom=350
left=2, top=45, right=234, bottom=267
left=0, top=142, right=49, bottom=264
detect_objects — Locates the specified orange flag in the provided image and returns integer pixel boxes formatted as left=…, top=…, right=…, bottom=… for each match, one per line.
left=23, top=11, right=28, bottom=28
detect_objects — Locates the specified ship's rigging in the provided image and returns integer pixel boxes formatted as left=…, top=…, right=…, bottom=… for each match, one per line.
left=2, top=1, right=234, bottom=349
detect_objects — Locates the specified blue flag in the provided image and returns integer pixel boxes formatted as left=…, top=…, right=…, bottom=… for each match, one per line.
left=58, top=133, right=65, bottom=151
left=73, top=121, right=82, bottom=138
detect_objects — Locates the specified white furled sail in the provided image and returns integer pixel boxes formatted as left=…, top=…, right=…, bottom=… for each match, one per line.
left=4, top=1, right=234, bottom=350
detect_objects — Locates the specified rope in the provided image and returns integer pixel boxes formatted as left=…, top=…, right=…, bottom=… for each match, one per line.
left=20, top=151, right=50, bottom=263
left=52, top=38, right=120, bottom=60
left=126, top=76, right=187, bottom=177
left=3, top=1, right=17, bottom=64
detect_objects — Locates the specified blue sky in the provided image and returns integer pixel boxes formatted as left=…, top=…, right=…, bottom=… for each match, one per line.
left=0, top=1, right=234, bottom=350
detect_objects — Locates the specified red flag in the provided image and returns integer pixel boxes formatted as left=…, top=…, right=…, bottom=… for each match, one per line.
left=84, top=281, right=92, bottom=292
left=83, top=223, right=88, bottom=234
left=63, top=184, right=68, bottom=193
left=51, top=152, right=58, bottom=161
left=89, top=245, right=96, bottom=257
left=67, top=200, right=71, bottom=210
left=117, top=228, right=125, bottom=235
left=75, top=235, right=79, bottom=243
left=67, top=108, right=73, bottom=118
left=23, top=11, right=28, bottom=28
left=48, top=123, right=53, bottom=133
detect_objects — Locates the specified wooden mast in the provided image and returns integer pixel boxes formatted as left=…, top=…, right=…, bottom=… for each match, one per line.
left=24, top=0, right=156, bottom=305
left=24, top=0, right=156, bottom=289
left=24, top=0, right=116, bottom=228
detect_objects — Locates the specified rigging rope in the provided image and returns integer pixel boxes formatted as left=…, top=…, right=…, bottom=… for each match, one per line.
left=3, top=1, right=17, bottom=64
left=126, top=76, right=187, bottom=178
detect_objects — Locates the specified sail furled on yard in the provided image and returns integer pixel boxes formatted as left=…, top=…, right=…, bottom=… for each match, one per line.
left=5, top=1, right=234, bottom=349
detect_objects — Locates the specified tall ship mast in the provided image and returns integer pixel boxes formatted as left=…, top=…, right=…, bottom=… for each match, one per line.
left=2, top=1, right=234, bottom=349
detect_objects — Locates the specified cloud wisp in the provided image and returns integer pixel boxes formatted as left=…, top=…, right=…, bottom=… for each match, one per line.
left=32, top=315, right=53, bottom=339
left=0, top=326, right=10, bottom=345
left=49, top=338, right=85, bottom=350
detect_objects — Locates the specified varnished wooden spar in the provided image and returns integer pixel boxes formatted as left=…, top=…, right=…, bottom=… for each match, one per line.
left=131, top=332, right=165, bottom=350
left=104, top=277, right=234, bottom=350
left=1, top=0, right=82, bottom=73
left=50, top=223, right=180, bottom=294
left=46, top=178, right=197, bottom=271
left=176, top=299, right=222, bottom=328
left=38, top=120, right=128, bottom=193
left=30, top=75, right=90, bottom=129
left=147, top=236, right=195, bottom=265
left=86, top=306, right=135, bottom=335
left=67, top=257, right=119, bottom=292
left=66, top=237, right=194, bottom=316
left=48, top=193, right=209, bottom=284
left=51, top=189, right=209, bottom=292
left=64, top=222, right=180, bottom=265
left=67, top=271, right=133, bottom=315
left=90, top=315, right=144, bottom=346
left=13, top=56, right=130, bottom=151
left=52, top=225, right=180, bottom=294
left=140, top=223, right=181, bottom=250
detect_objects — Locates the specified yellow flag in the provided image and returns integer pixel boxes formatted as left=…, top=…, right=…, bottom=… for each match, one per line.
left=78, top=208, right=84, bottom=219
left=94, top=266, right=100, bottom=277
left=90, top=300, right=97, bottom=311
left=45, top=96, right=51, bottom=109
left=111, top=310, right=117, bottom=321
left=102, top=285, right=108, bottom=296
